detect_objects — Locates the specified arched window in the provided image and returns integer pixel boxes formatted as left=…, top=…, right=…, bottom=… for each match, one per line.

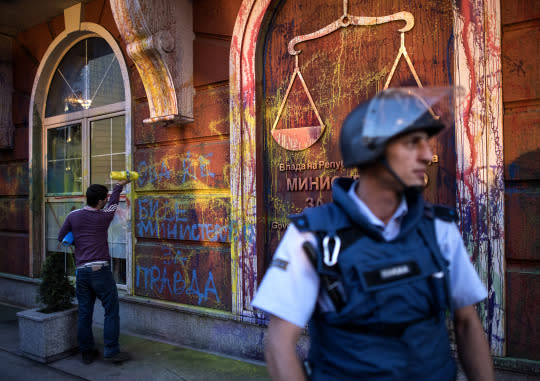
left=45, top=37, right=124, bottom=117
left=43, top=36, right=129, bottom=286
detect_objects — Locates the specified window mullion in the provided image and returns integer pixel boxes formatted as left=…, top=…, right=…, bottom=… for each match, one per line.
left=110, top=117, right=113, bottom=188
left=82, top=117, right=90, bottom=191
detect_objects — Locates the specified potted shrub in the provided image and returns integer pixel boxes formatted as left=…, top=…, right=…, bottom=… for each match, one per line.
left=17, top=252, right=79, bottom=363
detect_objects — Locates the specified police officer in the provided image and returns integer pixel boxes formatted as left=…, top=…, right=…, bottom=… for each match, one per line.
left=252, top=88, right=494, bottom=381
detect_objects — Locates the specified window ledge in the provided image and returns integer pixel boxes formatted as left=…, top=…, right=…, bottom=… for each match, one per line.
left=118, top=292, right=236, bottom=322
left=493, top=357, right=540, bottom=376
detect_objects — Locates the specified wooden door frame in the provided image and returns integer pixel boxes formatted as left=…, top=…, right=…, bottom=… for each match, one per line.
left=229, top=0, right=505, bottom=355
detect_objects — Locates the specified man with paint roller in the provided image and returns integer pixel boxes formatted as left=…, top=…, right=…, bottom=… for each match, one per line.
left=58, top=171, right=137, bottom=365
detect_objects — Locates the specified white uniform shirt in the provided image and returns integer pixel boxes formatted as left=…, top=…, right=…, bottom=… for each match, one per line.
left=252, top=183, right=488, bottom=328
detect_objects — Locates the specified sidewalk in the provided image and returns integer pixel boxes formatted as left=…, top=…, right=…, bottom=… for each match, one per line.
left=2, top=302, right=538, bottom=381
left=0, top=302, right=270, bottom=381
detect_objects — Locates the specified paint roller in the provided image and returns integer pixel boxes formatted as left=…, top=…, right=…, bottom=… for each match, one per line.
left=110, top=170, right=139, bottom=182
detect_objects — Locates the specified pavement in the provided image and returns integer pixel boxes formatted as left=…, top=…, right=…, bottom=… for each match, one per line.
left=0, top=302, right=270, bottom=381
left=2, top=302, right=538, bottom=381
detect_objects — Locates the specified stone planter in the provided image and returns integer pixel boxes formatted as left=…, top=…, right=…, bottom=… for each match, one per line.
left=17, top=306, right=78, bottom=363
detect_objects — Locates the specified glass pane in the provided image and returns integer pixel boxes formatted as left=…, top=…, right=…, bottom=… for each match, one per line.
left=47, top=124, right=82, bottom=194
left=108, top=200, right=128, bottom=285
left=47, top=161, right=63, bottom=194
left=45, top=201, right=84, bottom=252
left=108, top=201, right=128, bottom=256
left=111, top=154, right=125, bottom=172
left=91, top=118, right=110, bottom=156
left=45, top=37, right=125, bottom=117
left=111, top=258, right=126, bottom=284
left=89, top=51, right=125, bottom=109
left=91, top=115, right=125, bottom=188
left=47, top=201, right=83, bottom=276
left=90, top=155, right=124, bottom=188
left=66, top=158, right=83, bottom=192
left=111, top=115, right=125, bottom=153
left=47, top=128, right=66, bottom=161
left=66, top=125, right=81, bottom=159
left=90, top=155, right=110, bottom=187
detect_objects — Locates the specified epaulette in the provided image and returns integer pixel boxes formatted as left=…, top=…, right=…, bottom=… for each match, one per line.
left=288, top=213, right=310, bottom=232
left=434, top=205, right=458, bottom=222
left=423, top=202, right=458, bottom=222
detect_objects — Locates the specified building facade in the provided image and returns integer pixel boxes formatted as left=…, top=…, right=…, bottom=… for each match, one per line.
left=0, top=0, right=537, bottom=374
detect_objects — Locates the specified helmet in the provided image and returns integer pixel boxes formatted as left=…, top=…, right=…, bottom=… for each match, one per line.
left=340, top=87, right=448, bottom=168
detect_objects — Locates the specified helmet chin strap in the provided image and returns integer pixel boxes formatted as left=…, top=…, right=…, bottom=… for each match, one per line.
left=380, top=158, right=424, bottom=196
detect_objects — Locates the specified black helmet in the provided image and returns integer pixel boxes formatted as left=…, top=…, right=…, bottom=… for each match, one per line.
left=340, top=87, right=447, bottom=168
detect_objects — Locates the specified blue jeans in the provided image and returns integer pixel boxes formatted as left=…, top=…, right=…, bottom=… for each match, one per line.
left=76, top=265, right=120, bottom=357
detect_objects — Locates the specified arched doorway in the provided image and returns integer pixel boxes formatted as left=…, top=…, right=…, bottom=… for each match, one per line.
left=230, top=0, right=504, bottom=355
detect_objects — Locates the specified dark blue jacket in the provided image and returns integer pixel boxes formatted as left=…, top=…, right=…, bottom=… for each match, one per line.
left=291, top=178, right=457, bottom=381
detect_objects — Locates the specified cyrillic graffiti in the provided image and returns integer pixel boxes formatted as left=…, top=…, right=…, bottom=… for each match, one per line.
left=134, top=141, right=229, bottom=191
left=136, top=197, right=229, bottom=242
left=137, top=160, right=171, bottom=186
left=135, top=245, right=221, bottom=306
left=137, top=152, right=216, bottom=187
left=136, top=266, right=220, bottom=305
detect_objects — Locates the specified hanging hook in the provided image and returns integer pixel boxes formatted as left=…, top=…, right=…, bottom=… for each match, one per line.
left=341, top=0, right=350, bottom=26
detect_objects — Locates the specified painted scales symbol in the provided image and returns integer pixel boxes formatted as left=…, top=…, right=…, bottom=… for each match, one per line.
left=271, top=0, right=437, bottom=151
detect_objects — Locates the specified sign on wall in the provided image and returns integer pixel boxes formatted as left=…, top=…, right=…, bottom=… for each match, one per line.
left=261, top=0, right=454, bottom=267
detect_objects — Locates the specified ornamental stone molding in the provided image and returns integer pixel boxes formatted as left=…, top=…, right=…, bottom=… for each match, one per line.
left=110, top=0, right=194, bottom=125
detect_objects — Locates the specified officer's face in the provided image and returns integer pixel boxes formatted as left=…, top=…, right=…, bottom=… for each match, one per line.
left=385, top=131, right=433, bottom=188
